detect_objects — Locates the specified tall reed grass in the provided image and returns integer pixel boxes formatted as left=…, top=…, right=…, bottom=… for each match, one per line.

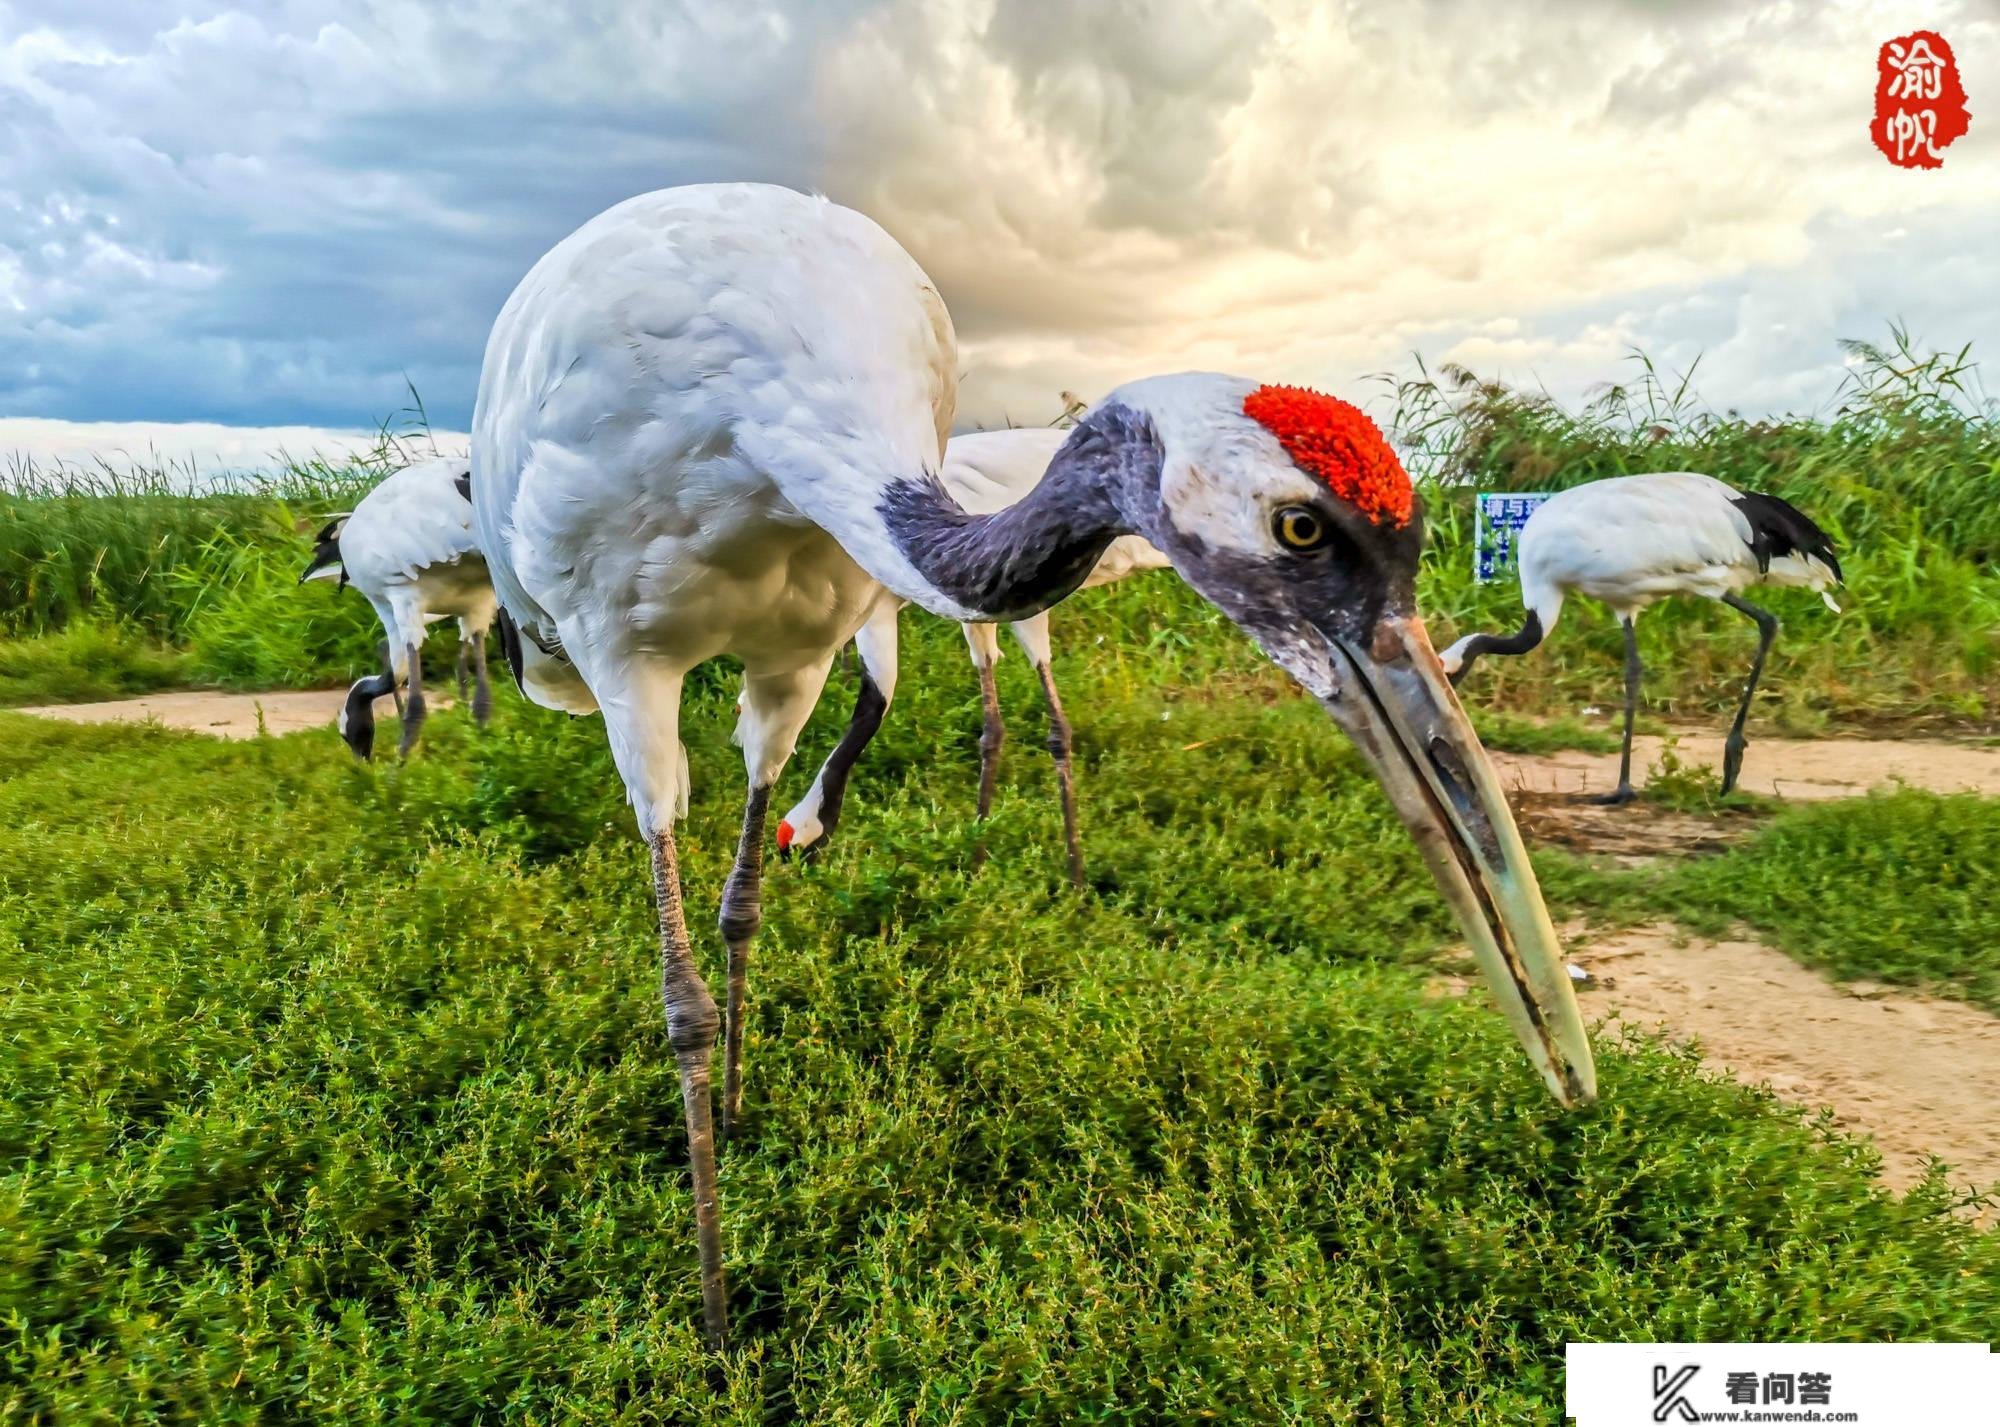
left=1395, top=325, right=1999, bottom=729
left=0, top=330, right=1993, bottom=723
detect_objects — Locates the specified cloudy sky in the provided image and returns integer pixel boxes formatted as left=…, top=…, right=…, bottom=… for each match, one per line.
left=3, top=0, right=1996, bottom=470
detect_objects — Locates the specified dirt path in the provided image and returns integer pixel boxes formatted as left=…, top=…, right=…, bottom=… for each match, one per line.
left=1491, top=733, right=2000, bottom=802
left=1434, top=924, right=2000, bottom=1206
left=12, top=687, right=425, bottom=739
left=1571, top=924, right=2000, bottom=1206
left=1460, top=732, right=2000, bottom=1205
left=1488, top=732, right=2000, bottom=863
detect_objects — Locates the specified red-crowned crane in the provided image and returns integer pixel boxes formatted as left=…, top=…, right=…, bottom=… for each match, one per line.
left=774, top=423, right=1171, bottom=886
left=1440, top=472, right=1843, bottom=802
left=470, top=181, right=1594, bottom=1351
left=300, top=455, right=497, bottom=758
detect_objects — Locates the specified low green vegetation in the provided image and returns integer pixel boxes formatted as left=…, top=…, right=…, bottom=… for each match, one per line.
left=1649, top=790, right=2000, bottom=1013
left=2, top=582, right=1997, bottom=1421
left=0, top=622, right=189, bottom=706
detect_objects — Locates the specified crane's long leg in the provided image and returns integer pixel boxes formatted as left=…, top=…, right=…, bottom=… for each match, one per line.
left=966, top=622, right=1005, bottom=870
left=589, top=659, right=724, bottom=1347
left=1588, top=617, right=1641, bottom=806
left=724, top=657, right=836, bottom=1139
left=1009, top=614, right=1083, bottom=889
left=718, top=785, right=768, bottom=1141
left=651, top=824, right=727, bottom=1351
left=1719, top=593, right=1779, bottom=796
left=399, top=641, right=427, bottom=758
left=1036, top=663, right=1085, bottom=888
left=460, top=616, right=494, bottom=725
left=382, top=639, right=404, bottom=718
left=471, top=632, right=493, bottom=725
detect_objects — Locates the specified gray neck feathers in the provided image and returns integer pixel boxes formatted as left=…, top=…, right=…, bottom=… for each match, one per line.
left=876, top=404, right=1163, bottom=623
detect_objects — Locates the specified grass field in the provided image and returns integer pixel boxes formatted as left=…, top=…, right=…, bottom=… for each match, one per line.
left=3, top=340, right=1998, bottom=1421
left=4, top=594, right=2000, bottom=1422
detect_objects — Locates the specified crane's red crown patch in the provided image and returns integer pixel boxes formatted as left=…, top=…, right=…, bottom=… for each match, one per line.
left=1243, top=384, right=1413, bottom=529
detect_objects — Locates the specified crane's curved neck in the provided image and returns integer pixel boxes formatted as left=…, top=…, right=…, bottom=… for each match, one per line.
left=877, top=405, right=1163, bottom=624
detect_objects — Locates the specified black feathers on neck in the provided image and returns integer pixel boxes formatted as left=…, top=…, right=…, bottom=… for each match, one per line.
left=878, top=404, right=1164, bottom=623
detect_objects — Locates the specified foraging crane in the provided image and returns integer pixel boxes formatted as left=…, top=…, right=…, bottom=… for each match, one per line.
left=1441, top=472, right=1842, bottom=802
left=300, top=455, right=497, bottom=759
left=776, top=424, right=1172, bottom=886
left=472, top=181, right=1594, bottom=1351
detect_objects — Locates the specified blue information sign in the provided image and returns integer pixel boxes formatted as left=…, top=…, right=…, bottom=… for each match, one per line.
left=1474, top=492, right=1553, bottom=583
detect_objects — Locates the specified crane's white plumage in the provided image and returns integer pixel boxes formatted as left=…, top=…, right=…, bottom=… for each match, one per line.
left=1441, top=471, right=1843, bottom=800
left=474, top=184, right=954, bottom=835
left=777, top=424, right=1172, bottom=877
left=471, top=181, right=1594, bottom=1351
left=303, top=455, right=497, bottom=758
left=1496, top=473, right=1842, bottom=635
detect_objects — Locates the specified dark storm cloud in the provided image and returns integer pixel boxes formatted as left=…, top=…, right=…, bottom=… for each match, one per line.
left=0, top=1, right=855, bottom=429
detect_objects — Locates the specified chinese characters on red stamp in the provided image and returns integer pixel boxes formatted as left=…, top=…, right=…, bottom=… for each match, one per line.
left=1873, top=31, right=1970, bottom=168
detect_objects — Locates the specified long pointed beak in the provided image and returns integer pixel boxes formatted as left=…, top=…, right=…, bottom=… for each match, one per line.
left=1313, top=615, right=1596, bottom=1107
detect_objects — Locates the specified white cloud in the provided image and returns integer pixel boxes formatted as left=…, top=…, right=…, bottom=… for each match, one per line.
left=814, top=0, right=2000, bottom=422
left=0, top=417, right=466, bottom=483
left=1, top=0, right=1997, bottom=447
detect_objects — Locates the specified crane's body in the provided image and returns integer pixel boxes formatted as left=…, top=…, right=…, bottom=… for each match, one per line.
left=474, top=182, right=1593, bottom=1351
left=1443, top=472, right=1842, bottom=800
left=300, top=455, right=497, bottom=758
left=777, top=424, right=1172, bottom=882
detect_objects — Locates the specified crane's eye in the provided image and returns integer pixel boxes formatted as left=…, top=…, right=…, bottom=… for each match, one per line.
left=1273, top=505, right=1334, bottom=553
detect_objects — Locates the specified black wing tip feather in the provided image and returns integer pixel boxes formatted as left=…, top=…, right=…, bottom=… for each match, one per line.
left=494, top=607, right=529, bottom=697
left=1731, top=490, right=1842, bottom=583
left=298, top=517, right=348, bottom=586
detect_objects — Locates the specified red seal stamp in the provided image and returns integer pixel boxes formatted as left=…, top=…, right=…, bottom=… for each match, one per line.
left=1872, top=31, right=1970, bottom=168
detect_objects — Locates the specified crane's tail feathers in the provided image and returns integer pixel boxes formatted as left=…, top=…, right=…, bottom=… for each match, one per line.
left=299, top=516, right=350, bottom=587
left=1731, top=490, right=1843, bottom=586
left=494, top=606, right=599, bottom=715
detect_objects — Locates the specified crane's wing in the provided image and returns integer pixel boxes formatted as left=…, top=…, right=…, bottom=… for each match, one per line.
left=474, top=183, right=959, bottom=645
left=1519, top=472, right=1756, bottom=601
left=335, top=456, right=479, bottom=591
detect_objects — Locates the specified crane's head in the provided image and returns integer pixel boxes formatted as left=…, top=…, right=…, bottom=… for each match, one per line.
left=1084, top=373, right=1596, bottom=1108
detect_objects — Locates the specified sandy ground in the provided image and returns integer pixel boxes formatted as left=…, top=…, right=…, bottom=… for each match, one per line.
left=14, top=687, right=422, bottom=739
left=1436, top=922, right=2000, bottom=1205
left=1491, top=732, right=2000, bottom=802
left=1569, top=924, right=2000, bottom=1204
left=1489, top=733, right=2000, bottom=865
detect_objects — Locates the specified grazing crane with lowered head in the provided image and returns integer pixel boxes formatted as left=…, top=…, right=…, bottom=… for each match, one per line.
left=472, top=181, right=1595, bottom=1351
left=775, top=423, right=1171, bottom=886
left=300, top=455, right=497, bottom=759
left=1440, top=472, right=1842, bottom=801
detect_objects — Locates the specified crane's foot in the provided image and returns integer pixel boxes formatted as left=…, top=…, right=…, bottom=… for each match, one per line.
left=1584, top=785, right=1637, bottom=807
